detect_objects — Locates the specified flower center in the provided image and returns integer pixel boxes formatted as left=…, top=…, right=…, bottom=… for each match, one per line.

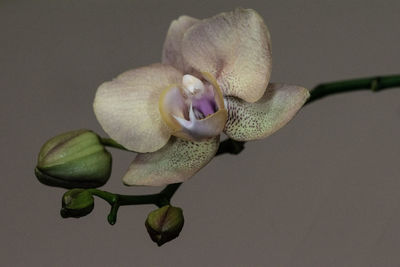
left=159, top=73, right=228, bottom=141
left=181, top=74, right=217, bottom=119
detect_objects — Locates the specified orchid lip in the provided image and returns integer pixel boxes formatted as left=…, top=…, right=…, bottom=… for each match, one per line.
left=172, top=102, right=211, bottom=129
left=178, top=74, right=220, bottom=121
left=159, top=73, right=228, bottom=141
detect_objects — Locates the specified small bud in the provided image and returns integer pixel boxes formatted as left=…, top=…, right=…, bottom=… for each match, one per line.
left=35, top=129, right=112, bottom=189
left=60, top=189, right=94, bottom=218
left=145, top=205, right=184, bottom=246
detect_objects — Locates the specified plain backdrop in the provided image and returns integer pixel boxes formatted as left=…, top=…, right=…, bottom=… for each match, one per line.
left=1, top=0, right=400, bottom=266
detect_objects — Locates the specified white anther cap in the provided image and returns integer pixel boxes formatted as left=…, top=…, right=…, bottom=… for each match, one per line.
left=182, top=74, right=205, bottom=94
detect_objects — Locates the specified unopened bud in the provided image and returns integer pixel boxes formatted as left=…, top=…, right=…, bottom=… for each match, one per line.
left=145, top=205, right=184, bottom=246
left=60, top=189, right=94, bottom=218
left=35, top=129, right=112, bottom=188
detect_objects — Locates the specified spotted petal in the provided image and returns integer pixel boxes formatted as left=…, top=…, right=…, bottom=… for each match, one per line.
left=93, top=64, right=182, bottom=153
left=224, top=83, right=309, bottom=141
left=181, top=8, right=272, bottom=103
left=162, top=15, right=199, bottom=72
left=123, top=136, right=219, bottom=186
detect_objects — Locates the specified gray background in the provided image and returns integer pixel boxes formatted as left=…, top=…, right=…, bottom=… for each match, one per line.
left=1, top=0, right=400, bottom=266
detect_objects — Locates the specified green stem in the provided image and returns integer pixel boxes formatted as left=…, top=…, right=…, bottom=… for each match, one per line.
left=88, top=189, right=166, bottom=225
left=94, top=73, right=400, bottom=225
left=159, top=183, right=182, bottom=203
left=306, top=74, right=400, bottom=105
left=88, top=189, right=160, bottom=206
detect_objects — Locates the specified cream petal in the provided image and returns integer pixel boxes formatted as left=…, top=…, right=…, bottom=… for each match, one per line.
left=224, top=83, right=309, bottom=141
left=181, top=8, right=272, bottom=103
left=162, top=15, right=199, bottom=72
left=123, top=136, right=220, bottom=186
left=93, top=63, right=183, bottom=153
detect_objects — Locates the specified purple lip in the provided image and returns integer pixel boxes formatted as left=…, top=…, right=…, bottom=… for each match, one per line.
left=192, top=97, right=217, bottom=118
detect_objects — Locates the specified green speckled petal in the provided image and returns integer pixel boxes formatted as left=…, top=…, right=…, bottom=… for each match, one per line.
left=224, top=83, right=309, bottom=141
left=123, top=136, right=220, bottom=186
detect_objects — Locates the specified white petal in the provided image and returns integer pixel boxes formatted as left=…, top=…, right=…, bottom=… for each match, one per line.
left=93, top=64, right=182, bottom=152
left=181, top=8, right=272, bottom=102
left=162, top=15, right=199, bottom=72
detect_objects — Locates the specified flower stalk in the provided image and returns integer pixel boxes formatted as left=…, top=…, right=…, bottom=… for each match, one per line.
left=305, top=74, right=400, bottom=104
left=86, top=184, right=182, bottom=225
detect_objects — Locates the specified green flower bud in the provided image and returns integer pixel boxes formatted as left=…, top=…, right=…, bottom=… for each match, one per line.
left=35, top=129, right=112, bottom=188
left=60, top=189, right=94, bottom=218
left=145, top=205, right=184, bottom=246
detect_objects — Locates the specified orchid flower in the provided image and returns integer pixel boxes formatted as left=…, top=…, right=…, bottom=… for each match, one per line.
left=93, top=8, right=309, bottom=186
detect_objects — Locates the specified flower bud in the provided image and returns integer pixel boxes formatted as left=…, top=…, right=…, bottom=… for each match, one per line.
left=145, top=205, right=184, bottom=246
left=35, top=129, right=112, bottom=188
left=60, top=189, right=94, bottom=218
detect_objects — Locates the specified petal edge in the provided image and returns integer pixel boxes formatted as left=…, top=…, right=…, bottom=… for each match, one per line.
left=162, top=15, right=199, bottom=72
